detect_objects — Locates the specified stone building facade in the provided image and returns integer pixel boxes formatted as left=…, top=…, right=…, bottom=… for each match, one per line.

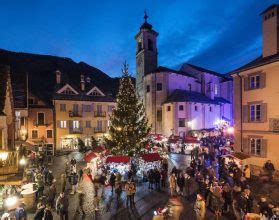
left=53, top=71, right=115, bottom=151
left=231, top=5, right=279, bottom=169
left=135, top=14, right=233, bottom=137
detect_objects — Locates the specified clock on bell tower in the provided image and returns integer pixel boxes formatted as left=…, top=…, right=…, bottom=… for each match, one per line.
left=135, top=11, right=159, bottom=101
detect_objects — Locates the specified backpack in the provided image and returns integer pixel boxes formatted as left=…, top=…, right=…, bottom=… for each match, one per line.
left=17, top=207, right=26, bottom=219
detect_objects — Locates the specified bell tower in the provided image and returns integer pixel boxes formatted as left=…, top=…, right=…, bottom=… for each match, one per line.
left=135, top=11, right=159, bottom=100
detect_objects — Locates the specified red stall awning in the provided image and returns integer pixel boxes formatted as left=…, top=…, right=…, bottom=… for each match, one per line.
left=141, top=153, right=162, bottom=162
left=106, top=156, right=130, bottom=163
left=84, top=151, right=98, bottom=163
left=185, top=136, right=199, bottom=143
left=93, top=145, right=105, bottom=153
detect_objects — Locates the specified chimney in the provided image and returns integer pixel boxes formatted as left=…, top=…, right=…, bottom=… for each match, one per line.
left=261, top=5, right=279, bottom=57
left=56, top=70, right=61, bottom=84
left=80, top=74, right=85, bottom=91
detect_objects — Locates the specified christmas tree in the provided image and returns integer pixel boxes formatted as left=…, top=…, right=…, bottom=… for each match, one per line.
left=106, top=62, right=151, bottom=156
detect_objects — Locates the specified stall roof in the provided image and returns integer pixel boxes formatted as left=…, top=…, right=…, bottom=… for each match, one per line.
left=106, top=156, right=130, bottom=163
left=84, top=151, right=98, bottom=163
left=141, top=153, right=162, bottom=162
left=185, top=136, right=200, bottom=143
left=93, top=145, right=106, bottom=153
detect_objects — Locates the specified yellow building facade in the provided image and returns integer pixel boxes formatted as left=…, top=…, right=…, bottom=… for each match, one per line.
left=53, top=71, right=115, bottom=151
left=232, top=5, right=279, bottom=170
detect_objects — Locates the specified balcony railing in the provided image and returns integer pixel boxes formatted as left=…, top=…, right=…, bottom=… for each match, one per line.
left=69, top=127, right=83, bottom=134
left=93, top=127, right=106, bottom=133
left=69, top=111, right=82, bottom=117
left=94, top=111, right=106, bottom=117
left=33, top=121, right=50, bottom=127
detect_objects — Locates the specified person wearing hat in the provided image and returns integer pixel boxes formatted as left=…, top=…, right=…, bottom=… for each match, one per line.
left=194, top=194, right=206, bottom=220
left=257, top=197, right=269, bottom=219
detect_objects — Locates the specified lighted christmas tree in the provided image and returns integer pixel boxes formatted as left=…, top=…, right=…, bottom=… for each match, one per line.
left=106, top=62, right=151, bottom=156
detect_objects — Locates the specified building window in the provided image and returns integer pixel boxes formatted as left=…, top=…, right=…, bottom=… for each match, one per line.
left=32, top=130, right=38, bottom=139
left=250, top=138, right=262, bottom=156
left=146, top=85, right=150, bottom=93
left=60, top=120, right=67, bottom=128
left=73, top=120, right=79, bottom=128
left=250, top=104, right=261, bottom=122
left=156, top=83, right=162, bottom=91
left=214, top=84, right=218, bottom=95
left=73, top=104, right=79, bottom=113
left=108, top=105, right=114, bottom=112
left=137, top=42, right=142, bottom=52
left=20, top=117, right=25, bottom=126
left=179, top=105, right=184, bottom=111
left=60, top=104, right=66, bottom=112
left=194, top=106, right=198, bottom=111
left=37, top=113, right=45, bottom=125
left=148, top=39, right=153, bottom=51
left=178, top=119, right=186, bottom=127
left=188, top=84, right=192, bottom=91
left=250, top=75, right=260, bottom=89
left=85, top=121, right=91, bottom=128
left=157, top=110, right=162, bottom=122
left=209, top=106, right=212, bottom=112
left=97, top=120, right=102, bottom=129
left=46, top=130, right=53, bottom=138
left=167, top=106, right=171, bottom=111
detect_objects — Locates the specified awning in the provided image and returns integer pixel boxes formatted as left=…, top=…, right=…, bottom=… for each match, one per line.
left=106, top=156, right=130, bottom=163
left=185, top=136, right=199, bottom=143
left=141, top=153, right=162, bottom=162
left=84, top=151, right=98, bottom=163
left=92, top=145, right=105, bottom=153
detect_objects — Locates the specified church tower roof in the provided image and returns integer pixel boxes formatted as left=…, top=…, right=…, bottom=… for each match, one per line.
left=140, top=11, right=153, bottom=30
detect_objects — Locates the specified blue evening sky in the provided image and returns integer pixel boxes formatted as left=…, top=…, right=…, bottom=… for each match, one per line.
left=0, top=0, right=277, bottom=77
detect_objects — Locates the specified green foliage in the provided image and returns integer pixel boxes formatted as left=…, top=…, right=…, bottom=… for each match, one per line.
left=106, top=62, right=151, bottom=156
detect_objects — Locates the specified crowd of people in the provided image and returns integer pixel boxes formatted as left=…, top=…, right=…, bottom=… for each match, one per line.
left=166, top=148, right=279, bottom=220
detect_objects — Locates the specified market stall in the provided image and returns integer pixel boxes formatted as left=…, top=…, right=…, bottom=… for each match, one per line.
left=84, top=151, right=101, bottom=179
left=105, top=156, right=131, bottom=175
left=138, top=153, right=162, bottom=172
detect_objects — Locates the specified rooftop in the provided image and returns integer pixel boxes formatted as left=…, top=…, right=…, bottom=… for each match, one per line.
left=230, top=53, right=279, bottom=75
left=164, top=89, right=230, bottom=105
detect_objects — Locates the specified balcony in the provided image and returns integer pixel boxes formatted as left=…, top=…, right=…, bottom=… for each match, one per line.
left=93, top=127, right=106, bottom=133
left=69, top=111, right=82, bottom=117
left=94, top=111, right=106, bottom=117
left=69, top=127, right=83, bottom=134
left=33, top=121, right=50, bottom=127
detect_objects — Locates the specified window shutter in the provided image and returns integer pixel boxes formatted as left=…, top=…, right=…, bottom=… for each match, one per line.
left=261, top=103, right=267, bottom=122
left=68, top=120, right=72, bottom=128
left=57, top=120, right=61, bottom=128
left=261, top=139, right=267, bottom=158
left=243, top=137, right=249, bottom=154
left=243, top=105, right=249, bottom=123
left=82, top=104, right=85, bottom=112
left=244, top=77, right=249, bottom=91
left=260, top=72, right=266, bottom=88
left=92, top=103, right=94, bottom=113
left=79, top=120, right=83, bottom=128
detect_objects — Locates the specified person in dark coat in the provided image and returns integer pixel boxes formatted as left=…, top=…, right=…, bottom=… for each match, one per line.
left=34, top=203, right=45, bottom=220
left=43, top=203, right=53, bottom=220
left=154, top=169, right=161, bottom=191
left=257, top=197, right=269, bottom=219
left=238, top=191, right=248, bottom=219
left=148, top=169, right=154, bottom=190
left=56, top=192, right=69, bottom=220
left=176, top=172, right=185, bottom=196
left=109, top=172, right=116, bottom=194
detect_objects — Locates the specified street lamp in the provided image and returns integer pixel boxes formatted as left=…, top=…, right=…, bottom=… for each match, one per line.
left=0, top=151, right=9, bottom=161
left=4, top=196, right=18, bottom=209
left=19, top=157, right=27, bottom=166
